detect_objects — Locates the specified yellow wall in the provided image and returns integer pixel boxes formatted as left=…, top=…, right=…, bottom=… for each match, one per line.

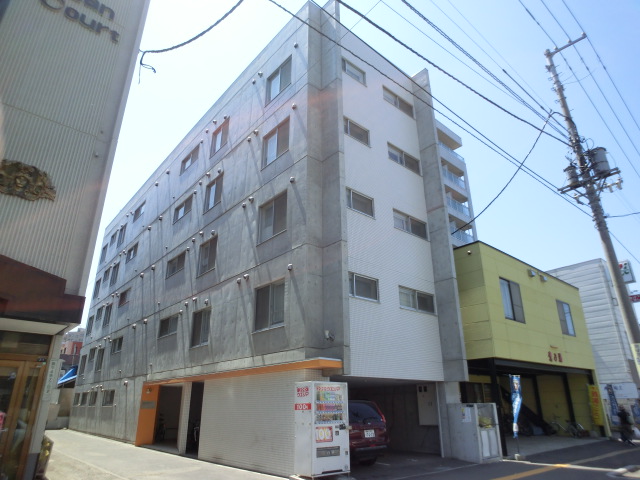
left=454, top=243, right=595, bottom=370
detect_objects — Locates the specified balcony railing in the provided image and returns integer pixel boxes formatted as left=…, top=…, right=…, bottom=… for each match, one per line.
left=443, top=168, right=466, bottom=189
left=451, top=228, right=475, bottom=245
left=447, top=197, right=470, bottom=217
left=439, top=142, right=465, bottom=162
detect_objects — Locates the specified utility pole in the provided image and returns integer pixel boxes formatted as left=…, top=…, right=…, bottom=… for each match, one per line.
left=545, top=36, right=640, bottom=350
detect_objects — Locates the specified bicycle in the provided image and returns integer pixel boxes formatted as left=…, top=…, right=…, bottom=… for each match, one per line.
left=548, top=418, right=588, bottom=438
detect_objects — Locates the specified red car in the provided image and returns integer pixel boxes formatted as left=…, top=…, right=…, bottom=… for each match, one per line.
left=348, top=400, right=389, bottom=465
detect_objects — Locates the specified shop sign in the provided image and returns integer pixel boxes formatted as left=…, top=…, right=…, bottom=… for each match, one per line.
left=40, top=0, right=121, bottom=44
left=587, top=385, right=604, bottom=426
left=547, top=351, right=564, bottom=363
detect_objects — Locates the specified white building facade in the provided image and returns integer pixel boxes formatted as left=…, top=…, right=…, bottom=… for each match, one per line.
left=0, top=1, right=149, bottom=478
left=71, top=2, right=469, bottom=476
left=549, top=259, right=640, bottom=419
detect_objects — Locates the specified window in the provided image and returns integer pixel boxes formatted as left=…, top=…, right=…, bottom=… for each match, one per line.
left=158, top=314, right=178, bottom=338
left=102, top=304, right=112, bottom=327
left=266, top=56, right=291, bottom=103
left=73, top=393, right=80, bottom=406
left=86, top=316, right=94, bottom=335
left=100, top=245, right=108, bottom=263
left=399, top=286, right=435, bottom=313
left=343, top=118, right=369, bottom=145
left=80, top=392, right=88, bottom=406
left=103, top=267, right=111, bottom=284
left=180, top=147, right=199, bottom=174
left=348, top=273, right=378, bottom=301
left=204, top=176, right=223, bottom=211
left=255, top=281, right=285, bottom=331
left=342, top=58, right=365, bottom=84
left=259, top=193, right=287, bottom=242
left=95, top=348, right=104, bottom=371
left=166, top=252, right=186, bottom=278
left=78, top=355, right=87, bottom=375
left=198, top=238, right=218, bottom=275
left=117, top=224, right=126, bottom=246
left=110, top=262, right=119, bottom=286
left=191, top=309, right=211, bottom=347
left=133, top=202, right=145, bottom=222
left=126, top=243, right=138, bottom=263
left=393, top=210, right=427, bottom=239
left=211, top=121, right=229, bottom=156
left=118, top=289, right=130, bottom=307
left=383, top=87, right=414, bottom=117
left=88, top=391, right=97, bottom=406
left=110, top=336, right=123, bottom=354
left=96, top=307, right=104, bottom=326
left=263, top=118, right=290, bottom=166
left=92, top=279, right=101, bottom=299
left=173, top=196, right=193, bottom=223
left=388, top=144, right=420, bottom=174
left=556, top=300, right=576, bottom=336
left=500, top=278, right=525, bottom=323
left=88, top=347, right=96, bottom=363
left=346, top=188, right=374, bottom=217
left=109, top=232, right=117, bottom=246
left=102, top=390, right=115, bottom=406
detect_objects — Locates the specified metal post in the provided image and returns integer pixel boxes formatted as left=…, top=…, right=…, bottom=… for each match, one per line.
left=545, top=39, right=640, bottom=351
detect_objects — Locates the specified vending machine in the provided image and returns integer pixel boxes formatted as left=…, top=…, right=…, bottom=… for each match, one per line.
left=294, top=381, right=350, bottom=477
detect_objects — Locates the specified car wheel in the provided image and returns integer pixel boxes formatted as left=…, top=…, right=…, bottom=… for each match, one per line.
left=358, top=457, right=377, bottom=466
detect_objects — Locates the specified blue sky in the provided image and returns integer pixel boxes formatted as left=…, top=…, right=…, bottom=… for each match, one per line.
left=88, top=0, right=640, bottom=321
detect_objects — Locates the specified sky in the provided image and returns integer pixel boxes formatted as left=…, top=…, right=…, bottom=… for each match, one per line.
left=83, top=0, right=640, bottom=324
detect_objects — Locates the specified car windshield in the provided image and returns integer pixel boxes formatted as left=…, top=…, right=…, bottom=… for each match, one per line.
left=349, top=402, right=382, bottom=423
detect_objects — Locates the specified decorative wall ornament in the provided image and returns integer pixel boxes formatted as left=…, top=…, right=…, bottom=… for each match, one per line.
left=0, top=159, right=56, bottom=201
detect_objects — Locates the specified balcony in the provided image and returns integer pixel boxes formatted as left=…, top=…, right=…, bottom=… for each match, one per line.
left=451, top=228, right=475, bottom=245
left=439, top=142, right=464, bottom=163
left=442, top=168, right=466, bottom=190
left=447, top=197, right=470, bottom=217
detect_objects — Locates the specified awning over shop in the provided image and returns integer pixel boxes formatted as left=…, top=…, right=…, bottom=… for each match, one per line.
left=57, top=365, right=77, bottom=387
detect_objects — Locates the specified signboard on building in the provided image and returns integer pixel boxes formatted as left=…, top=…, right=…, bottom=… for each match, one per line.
left=619, top=260, right=636, bottom=284
left=630, top=294, right=640, bottom=304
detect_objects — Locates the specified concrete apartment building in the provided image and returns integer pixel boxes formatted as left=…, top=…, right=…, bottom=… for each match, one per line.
left=454, top=242, right=602, bottom=453
left=549, top=259, right=640, bottom=423
left=71, top=2, right=476, bottom=476
left=0, top=1, right=149, bottom=478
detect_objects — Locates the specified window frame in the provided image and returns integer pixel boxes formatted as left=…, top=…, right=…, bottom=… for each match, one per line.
left=78, top=355, right=87, bottom=375
left=500, top=278, right=525, bottom=323
left=103, top=267, right=111, bottom=285
left=342, top=58, right=366, bottom=84
left=109, top=262, right=119, bottom=286
left=346, top=188, right=374, bottom=217
left=88, top=390, right=98, bottom=406
left=102, top=304, right=112, bottom=327
left=254, top=281, right=285, bottom=331
left=173, top=196, right=193, bottom=223
left=343, top=117, right=370, bottom=146
left=133, top=202, right=145, bottom=222
left=263, top=118, right=290, bottom=167
left=388, top=143, right=420, bottom=174
left=92, top=279, right=101, bottom=299
left=556, top=300, right=576, bottom=336
left=166, top=252, right=186, bottom=278
left=125, top=243, right=138, bottom=263
left=100, top=245, right=108, bottom=263
left=348, top=272, right=379, bottom=301
left=259, top=192, right=287, bottom=243
left=118, top=289, right=130, bottom=307
left=95, top=348, right=104, bottom=371
left=109, top=232, right=117, bottom=246
left=383, top=87, right=414, bottom=117
left=110, top=336, right=123, bottom=354
left=399, top=286, right=435, bottom=314
left=210, top=121, right=229, bottom=156
left=87, top=316, right=94, bottom=335
left=204, top=175, right=223, bottom=212
left=393, top=210, right=428, bottom=239
left=117, top=224, right=126, bottom=247
left=266, top=56, right=292, bottom=104
left=198, top=237, right=218, bottom=275
left=102, top=390, right=115, bottom=406
left=158, top=314, right=179, bottom=338
left=80, top=392, right=88, bottom=406
left=180, top=147, right=199, bottom=174
left=190, top=309, right=211, bottom=348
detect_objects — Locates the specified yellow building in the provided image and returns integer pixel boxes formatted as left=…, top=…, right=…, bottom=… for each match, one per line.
left=454, top=242, right=603, bottom=451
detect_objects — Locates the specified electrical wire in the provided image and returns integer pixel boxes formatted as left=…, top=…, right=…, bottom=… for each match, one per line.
left=451, top=115, right=551, bottom=236
left=138, top=0, right=244, bottom=75
left=338, top=0, right=570, bottom=146
left=265, top=0, right=591, bottom=222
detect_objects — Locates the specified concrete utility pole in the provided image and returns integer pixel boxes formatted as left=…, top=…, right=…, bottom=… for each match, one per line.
left=545, top=36, right=640, bottom=349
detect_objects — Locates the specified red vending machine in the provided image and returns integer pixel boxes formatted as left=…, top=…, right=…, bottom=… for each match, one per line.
left=294, top=381, right=350, bottom=477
